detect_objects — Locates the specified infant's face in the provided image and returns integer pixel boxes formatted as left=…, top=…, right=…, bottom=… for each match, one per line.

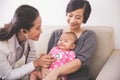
left=57, top=34, right=75, bottom=51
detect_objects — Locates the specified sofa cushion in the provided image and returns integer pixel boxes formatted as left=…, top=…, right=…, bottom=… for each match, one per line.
left=82, top=26, right=114, bottom=79
left=96, top=49, right=120, bottom=80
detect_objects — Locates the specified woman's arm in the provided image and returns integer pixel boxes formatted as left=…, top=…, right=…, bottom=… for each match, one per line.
left=56, top=58, right=81, bottom=75
left=0, top=49, right=35, bottom=80
left=43, top=59, right=81, bottom=80
left=0, top=48, right=54, bottom=80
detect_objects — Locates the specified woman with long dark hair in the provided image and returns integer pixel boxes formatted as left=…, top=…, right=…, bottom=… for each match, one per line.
left=0, top=5, right=54, bottom=80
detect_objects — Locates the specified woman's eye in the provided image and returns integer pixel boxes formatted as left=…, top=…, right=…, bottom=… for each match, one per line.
left=75, top=15, right=82, bottom=20
left=69, top=15, right=72, bottom=17
left=65, top=41, right=68, bottom=42
left=36, top=27, right=41, bottom=30
left=76, top=18, right=81, bottom=19
left=76, top=17, right=81, bottom=19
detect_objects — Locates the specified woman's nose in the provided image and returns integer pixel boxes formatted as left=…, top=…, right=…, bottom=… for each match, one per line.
left=70, top=17, right=76, bottom=23
left=39, top=29, right=43, bottom=34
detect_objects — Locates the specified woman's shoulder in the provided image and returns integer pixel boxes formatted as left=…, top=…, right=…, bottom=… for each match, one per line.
left=82, top=29, right=96, bottom=37
left=79, top=29, right=96, bottom=41
left=0, top=35, right=16, bottom=53
left=83, top=29, right=95, bottom=34
left=52, top=29, right=63, bottom=36
left=0, top=41, right=10, bottom=53
left=0, top=40, right=8, bottom=47
left=53, top=29, right=63, bottom=33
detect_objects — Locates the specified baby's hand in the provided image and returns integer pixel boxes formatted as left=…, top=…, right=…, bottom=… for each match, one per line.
left=42, top=68, right=50, bottom=78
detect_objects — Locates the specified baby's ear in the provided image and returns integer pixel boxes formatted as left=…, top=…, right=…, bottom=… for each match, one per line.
left=71, top=44, right=76, bottom=49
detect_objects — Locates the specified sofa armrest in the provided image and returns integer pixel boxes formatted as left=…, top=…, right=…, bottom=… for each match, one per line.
left=96, top=49, right=120, bottom=80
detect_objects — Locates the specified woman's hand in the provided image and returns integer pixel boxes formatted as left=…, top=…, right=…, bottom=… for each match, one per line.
left=33, top=53, right=54, bottom=68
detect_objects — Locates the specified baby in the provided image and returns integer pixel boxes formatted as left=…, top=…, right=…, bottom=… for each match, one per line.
left=48, top=32, right=77, bottom=80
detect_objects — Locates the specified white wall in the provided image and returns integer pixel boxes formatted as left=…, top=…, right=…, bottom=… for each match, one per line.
left=87, top=0, right=120, bottom=49
left=0, top=0, right=120, bottom=49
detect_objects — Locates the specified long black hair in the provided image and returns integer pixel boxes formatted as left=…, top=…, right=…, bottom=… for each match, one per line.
left=66, top=0, right=91, bottom=23
left=0, top=5, right=39, bottom=41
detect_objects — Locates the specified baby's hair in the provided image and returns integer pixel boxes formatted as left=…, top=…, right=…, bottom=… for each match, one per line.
left=63, top=32, right=77, bottom=43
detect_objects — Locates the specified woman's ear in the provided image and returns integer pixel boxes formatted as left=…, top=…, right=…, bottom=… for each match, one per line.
left=21, top=29, right=27, bottom=34
left=20, top=29, right=29, bottom=39
left=71, top=44, right=76, bottom=49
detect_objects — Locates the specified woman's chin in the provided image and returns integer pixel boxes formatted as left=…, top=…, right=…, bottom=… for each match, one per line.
left=31, top=38, right=39, bottom=41
left=35, top=38, right=39, bottom=41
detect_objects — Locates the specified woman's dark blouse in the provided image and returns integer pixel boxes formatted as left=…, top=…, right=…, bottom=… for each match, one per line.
left=47, top=29, right=96, bottom=80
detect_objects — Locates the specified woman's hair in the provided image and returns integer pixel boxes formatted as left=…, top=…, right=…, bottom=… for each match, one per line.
left=66, top=0, right=91, bottom=23
left=0, top=5, right=39, bottom=41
